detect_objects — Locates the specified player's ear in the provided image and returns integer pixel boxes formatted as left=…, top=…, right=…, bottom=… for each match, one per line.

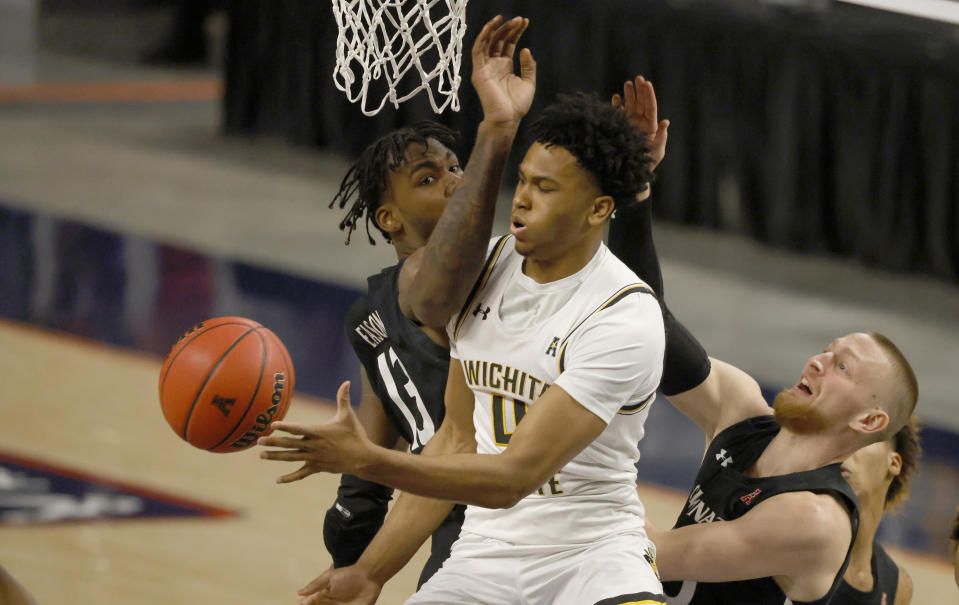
left=851, top=408, right=889, bottom=436
left=589, top=195, right=615, bottom=226
left=888, top=450, right=903, bottom=478
left=374, top=203, right=403, bottom=237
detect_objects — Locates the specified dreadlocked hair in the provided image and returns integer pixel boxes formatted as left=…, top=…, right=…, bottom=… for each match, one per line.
left=330, top=121, right=458, bottom=245
left=528, top=92, right=655, bottom=211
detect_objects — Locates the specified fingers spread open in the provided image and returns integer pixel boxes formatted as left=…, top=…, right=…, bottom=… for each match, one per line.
left=299, top=570, right=334, bottom=596
left=640, top=78, right=657, bottom=120
left=335, top=380, right=352, bottom=414
left=471, top=15, right=504, bottom=59
left=519, top=48, right=536, bottom=82
left=257, top=435, right=303, bottom=449
left=260, top=449, right=310, bottom=462
left=487, top=17, right=517, bottom=56
left=502, top=17, right=529, bottom=58
left=624, top=79, right=637, bottom=114
left=278, top=465, right=316, bottom=484
left=270, top=421, right=316, bottom=437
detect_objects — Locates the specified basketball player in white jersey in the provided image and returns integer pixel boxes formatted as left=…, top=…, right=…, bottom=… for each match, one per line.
left=322, top=14, right=537, bottom=586
left=261, top=91, right=667, bottom=604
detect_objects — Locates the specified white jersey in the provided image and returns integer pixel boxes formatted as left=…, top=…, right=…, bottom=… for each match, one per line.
left=447, top=235, right=665, bottom=546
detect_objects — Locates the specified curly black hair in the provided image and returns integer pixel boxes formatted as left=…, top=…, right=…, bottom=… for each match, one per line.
left=527, top=92, right=654, bottom=210
left=330, top=121, right=458, bottom=245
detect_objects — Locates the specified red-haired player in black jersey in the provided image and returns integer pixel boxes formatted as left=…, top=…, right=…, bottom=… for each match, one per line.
left=606, top=81, right=920, bottom=605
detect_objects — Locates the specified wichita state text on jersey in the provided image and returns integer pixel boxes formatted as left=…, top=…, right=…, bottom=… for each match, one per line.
left=448, top=235, right=665, bottom=546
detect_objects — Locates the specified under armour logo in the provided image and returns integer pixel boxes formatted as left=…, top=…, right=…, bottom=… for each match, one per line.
left=545, top=337, right=560, bottom=357
left=715, top=449, right=733, bottom=467
left=472, top=302, right=490, bottom=320
left=210, top=395, right=235, bottom=417
left=740, top=488, right=761, bottom=506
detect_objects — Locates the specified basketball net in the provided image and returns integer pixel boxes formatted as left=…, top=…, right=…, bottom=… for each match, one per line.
left=331, top=0, right=468, bottom=116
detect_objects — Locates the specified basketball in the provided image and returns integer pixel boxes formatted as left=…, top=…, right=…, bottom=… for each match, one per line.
left=158, top=316, right=296, bottom=453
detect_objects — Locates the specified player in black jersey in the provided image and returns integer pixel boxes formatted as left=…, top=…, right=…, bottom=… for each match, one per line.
left=300, top=14, right=537, bottom=596
left=832, top=419, right=919, bottom=605
left=602, top=83, right=919, bottom=605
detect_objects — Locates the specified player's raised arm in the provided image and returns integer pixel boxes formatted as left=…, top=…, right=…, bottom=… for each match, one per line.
left=399, top=15, right=536, bottom=327
left=605, top=75, right=769, bottom=441
left=668, top=359, right=770, bottom=441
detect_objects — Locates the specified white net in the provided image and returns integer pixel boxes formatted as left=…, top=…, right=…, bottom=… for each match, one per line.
left=331, top=0, right=469, bottom=116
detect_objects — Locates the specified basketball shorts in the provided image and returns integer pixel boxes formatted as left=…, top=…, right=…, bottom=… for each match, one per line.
left=405, top=529, right=665, bottom=605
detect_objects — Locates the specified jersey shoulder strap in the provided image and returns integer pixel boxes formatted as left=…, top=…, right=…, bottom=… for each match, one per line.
left=555, top=282, right=654, bottom=373
left=452, top=235, right=513, bottom=340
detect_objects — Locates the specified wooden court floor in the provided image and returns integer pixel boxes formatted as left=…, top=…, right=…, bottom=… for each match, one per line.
left=0, top=320, right=955, bottom=604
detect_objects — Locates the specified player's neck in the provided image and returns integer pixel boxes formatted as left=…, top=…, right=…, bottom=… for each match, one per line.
left=522, top=236, right=602, bottom=284
left=845, top=536, right=876, bottom=591
left=753, top=429, right=844, bottom=477
left=393, top=238, right=419, bottom=259
left=846, top=495, right=885, bottom=591
left=856, top=491, right=885, bottom=549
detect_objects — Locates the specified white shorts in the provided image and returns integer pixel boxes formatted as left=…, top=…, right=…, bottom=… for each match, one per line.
left=406, top=530, right=665, bottom=605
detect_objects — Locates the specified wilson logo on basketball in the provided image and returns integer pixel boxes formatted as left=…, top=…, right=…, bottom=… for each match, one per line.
left=230, top=373, right=286, bottom=449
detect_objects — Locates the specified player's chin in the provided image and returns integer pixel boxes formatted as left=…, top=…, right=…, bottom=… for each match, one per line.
left=512, top=237, right=535, bottom=257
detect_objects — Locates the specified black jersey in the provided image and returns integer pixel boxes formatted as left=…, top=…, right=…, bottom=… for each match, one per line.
left=336, top=258, right=464, bottom=587
left=664, top=415, right=859, bottom=605
left=345, top=259, right=449, bottom=452
left=832, top=542, right=900, bottom=605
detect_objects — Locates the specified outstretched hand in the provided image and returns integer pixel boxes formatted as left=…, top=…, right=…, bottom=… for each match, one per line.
left=295, top=565, right=381, bottom=605
left=471, top=15, right=536, bottom=126
left=259, top=381, right=371, bottom=483
left=612, top=75, right=669, bottom=170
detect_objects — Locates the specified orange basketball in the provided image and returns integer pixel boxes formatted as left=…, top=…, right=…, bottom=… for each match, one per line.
left=159, top=316, right=295, bottom=453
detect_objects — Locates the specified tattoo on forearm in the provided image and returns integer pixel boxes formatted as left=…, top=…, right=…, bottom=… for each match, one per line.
left=412, top=129, right=514, bottom=319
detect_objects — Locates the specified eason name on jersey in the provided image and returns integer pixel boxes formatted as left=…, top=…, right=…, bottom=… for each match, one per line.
left=356, top=310, right=388, bottom=348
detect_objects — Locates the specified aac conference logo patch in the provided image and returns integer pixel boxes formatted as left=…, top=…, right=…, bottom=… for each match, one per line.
left=0, top=451, right=234, bottom=525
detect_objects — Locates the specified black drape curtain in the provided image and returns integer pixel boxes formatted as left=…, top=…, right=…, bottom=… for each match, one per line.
left=224, top=0, right=959, bottom=282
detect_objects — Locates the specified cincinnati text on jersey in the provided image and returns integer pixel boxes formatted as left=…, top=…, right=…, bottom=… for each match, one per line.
left=684, top=484, right=726, bottom=524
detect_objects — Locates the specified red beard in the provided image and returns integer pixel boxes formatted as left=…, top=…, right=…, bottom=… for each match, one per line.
left=773, top=389, right=830, bottom=434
